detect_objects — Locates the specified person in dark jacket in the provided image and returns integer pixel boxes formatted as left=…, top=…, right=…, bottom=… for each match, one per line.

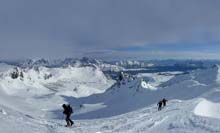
left=62, top=104, right=74, bottom=127
left=157, top=101, right=163, bottom=111
left=162, top=98, right=168, bottom=107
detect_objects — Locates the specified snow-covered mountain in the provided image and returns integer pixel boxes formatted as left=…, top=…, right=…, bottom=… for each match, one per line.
left=0, top=64, right=114, bottom=97
left=66, top=66, right=219, bottom=119
left=1, top=61, right=220, bottom=132
left=115, top=60, right=154, bottom=68
left=6, top=58, right=212, bottom=72
left=16, top=58, right=125, bottom=72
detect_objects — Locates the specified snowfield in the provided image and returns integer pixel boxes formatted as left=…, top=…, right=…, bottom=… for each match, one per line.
left=0, top=63, right=220, bottom=133
left=194, top=99, right=220, bottom=119
left=0, top=65, right=114, bottom=97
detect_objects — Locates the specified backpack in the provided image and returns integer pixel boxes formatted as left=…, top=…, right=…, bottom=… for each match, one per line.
left=67, top=105, right=73, bottom=114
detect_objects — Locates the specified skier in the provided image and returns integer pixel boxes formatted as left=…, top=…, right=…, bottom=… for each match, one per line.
left=118, top=72, right=124, bottom=82
left=62, top=104, right=74, bottom=127
left=157, top=100, right=163, bottom=111
left=117, top=72, right=124, bottom=88
left=162, top=98, right=168, bottom=107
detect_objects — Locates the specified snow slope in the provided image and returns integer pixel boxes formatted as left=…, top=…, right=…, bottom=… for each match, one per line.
left=2, top=98, right=220, bottom=133
left=194, top=99, right=220, bottom=119
left=0, top=66, right=114, bottom=97
left=0, top=64, right=220, bottom=132
left=66, top=66, right=219, bottom=120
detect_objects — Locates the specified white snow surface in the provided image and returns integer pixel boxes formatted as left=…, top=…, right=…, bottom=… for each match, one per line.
left=194, top=99, right=220, bottom=119
left=0, top=65, right=220, bottom=132
left=0, top=66, right=114, bottom=97
left=141, top=80, right=157, bottom=90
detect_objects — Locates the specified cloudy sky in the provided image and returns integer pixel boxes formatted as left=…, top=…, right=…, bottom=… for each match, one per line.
left=1, top=0, right=220, bottom=60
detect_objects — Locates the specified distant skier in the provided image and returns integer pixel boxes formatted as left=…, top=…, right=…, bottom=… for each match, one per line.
left=162, top=98, right=168, bottom=107
left=117, top=72, right=124, bottom=88
left=62, top=104, right=74, bottom=127
left=118, top=72, right=124, bottom=82
left=157, top=100, right=163, bottom=111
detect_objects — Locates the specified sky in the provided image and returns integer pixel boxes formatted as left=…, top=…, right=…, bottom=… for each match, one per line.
left=1, top=0, right=220, bottom=60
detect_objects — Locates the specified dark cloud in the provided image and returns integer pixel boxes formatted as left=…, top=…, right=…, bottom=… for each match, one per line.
left=0, top=0, right=220, bottom=59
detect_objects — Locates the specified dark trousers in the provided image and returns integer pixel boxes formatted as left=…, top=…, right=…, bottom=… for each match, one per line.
left=158, top=103, right=162, bottom=111
left=158, top=106, right=162, bottom=111
left=65, top=114, right=73, bottom=126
